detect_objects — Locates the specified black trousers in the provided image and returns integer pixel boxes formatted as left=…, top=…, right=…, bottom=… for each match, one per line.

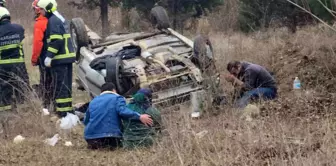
left=86, top=137, right=121, bottom=150
left=0, top=63, right=30, bottom=111
left=38, top=64, right=53, bottom=109
left=50, top=63, right=73, bottom=117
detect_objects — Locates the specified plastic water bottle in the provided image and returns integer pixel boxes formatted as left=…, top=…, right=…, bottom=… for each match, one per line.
left=293, top=77, right=301, bottom=97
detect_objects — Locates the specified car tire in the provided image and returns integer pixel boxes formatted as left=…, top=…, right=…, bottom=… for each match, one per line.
left=150, top=6, right=170, bottom=30
left=70, top=18, right=89, bottom=61
left=105, top=56, right=133, bottom=95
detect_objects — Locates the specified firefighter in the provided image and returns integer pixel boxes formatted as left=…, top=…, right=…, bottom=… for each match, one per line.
left=37, top=0, right=76, bottom=117
left=31, top=0, right=52, bottom=113
left=0, top=0, right=5, bottom=7
left=0, top=7, right=30, bottom=111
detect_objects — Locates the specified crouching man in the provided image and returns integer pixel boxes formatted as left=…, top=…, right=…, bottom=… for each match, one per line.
left=224, top=61, right=277, bottom=108
left=122, top=88, right=162, bottom=149
left=83, top=83, right=153, bottom=150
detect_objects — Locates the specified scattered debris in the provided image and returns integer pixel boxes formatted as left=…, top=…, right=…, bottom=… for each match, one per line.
left=64, top=141, right=73, bottom=147
left=44, top=134, right=60, bottom=146
left=42, top=108, right=50, bottom=116
left=191, top=112, right=201, bottom=118
left=74, top=111, right=85, bottom=120
left=13, top=135, right=25, bottom=144
left=60, top=113, right=80, bottom=130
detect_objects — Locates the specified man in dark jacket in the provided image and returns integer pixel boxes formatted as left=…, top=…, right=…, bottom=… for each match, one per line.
left=122, top=88, right=162, bottom=149
left=37, top=0, right=76, bottom=117
left=83, top=83, right=154, bottom=150
left=0, top=7, right=30, bottom=111
left=224, top=61, right=277, bottom=108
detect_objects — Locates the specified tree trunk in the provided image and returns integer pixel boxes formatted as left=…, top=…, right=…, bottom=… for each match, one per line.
left=100, top=0, right=109, bottom=38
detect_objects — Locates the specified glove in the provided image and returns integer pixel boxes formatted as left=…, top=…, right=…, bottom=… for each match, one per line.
left=44, top=57, right=52, bottom=67
left=32, top=59, right=39, bottom=66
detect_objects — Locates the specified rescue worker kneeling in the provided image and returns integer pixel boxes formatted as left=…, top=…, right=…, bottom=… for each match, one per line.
left=83, top=83, right=154, bottom=150
left=122, top=88, right=162, bottom=149
left=37, top=0, right=75, bottom=117
left=0, top=7, right=30, bottom=111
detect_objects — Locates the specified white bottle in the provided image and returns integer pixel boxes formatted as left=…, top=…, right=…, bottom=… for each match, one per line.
left=293, top=77, right=301, bottom=97
left=293, top=77, right=301, bottom=90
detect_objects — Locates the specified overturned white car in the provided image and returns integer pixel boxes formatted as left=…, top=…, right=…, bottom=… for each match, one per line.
left=70, top=6, right=222, bottom=109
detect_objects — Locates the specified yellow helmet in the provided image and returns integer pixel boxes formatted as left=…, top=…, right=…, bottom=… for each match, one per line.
left=37, top=0, right=57, bottom=13
left=0, top=6, right=10, bottom=21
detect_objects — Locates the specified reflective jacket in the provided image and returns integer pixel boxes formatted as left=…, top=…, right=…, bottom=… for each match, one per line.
left=32, top=15, right=48, bottom=66
left=0, top=20, right=25, bottom=66
left=83, top=91, right=142, bottom=140
left=44, top=12, right=75, bottom=66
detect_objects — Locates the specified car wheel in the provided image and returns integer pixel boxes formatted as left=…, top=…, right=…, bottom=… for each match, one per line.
left=70, top=17, right=89, bottom=61
left=150, top=5, right=170, bottom=30
left=105, top=56, right=133, bottom=95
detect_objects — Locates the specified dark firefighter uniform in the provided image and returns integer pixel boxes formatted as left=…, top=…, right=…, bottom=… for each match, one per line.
left=43, top=11, right=76, bottom=117
left=0, top=10, right=30, bottom=111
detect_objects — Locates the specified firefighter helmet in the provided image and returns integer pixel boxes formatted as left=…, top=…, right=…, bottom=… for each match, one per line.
left=0, top=6, right=10, bottom=21
left=37, top=0, right=57, bottom=13
left=32, top=0, right=41, bottom=14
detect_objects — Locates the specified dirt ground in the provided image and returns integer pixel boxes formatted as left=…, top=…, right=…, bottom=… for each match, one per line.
left=1, top=26, right=336, bottom=165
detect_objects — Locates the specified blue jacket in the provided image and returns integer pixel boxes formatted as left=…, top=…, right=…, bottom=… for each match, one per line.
left=0, top=20, right=25, bottom=66
left=83, top=92, right=141, bottom=140
left=43, top=12, right=75, bottom=66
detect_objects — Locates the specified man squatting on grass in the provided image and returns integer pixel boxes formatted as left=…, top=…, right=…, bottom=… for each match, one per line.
left=224, top=61, right=277, bottom=108
left=83, top=82, right=153, bottom=150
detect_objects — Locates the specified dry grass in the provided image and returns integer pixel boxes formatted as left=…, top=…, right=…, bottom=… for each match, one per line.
left=0, top=25, right=336, bottom=165
left=1, top=1, right=336, bottom=165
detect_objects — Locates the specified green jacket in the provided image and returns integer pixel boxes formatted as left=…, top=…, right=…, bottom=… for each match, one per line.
left=122, top=93, right=162, bottom=149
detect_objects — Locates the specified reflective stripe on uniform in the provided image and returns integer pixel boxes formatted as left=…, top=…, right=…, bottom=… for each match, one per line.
left=0, top=42, right=24, bottom=64
left=56, top=98, right=72, bottom=103
left=53, top=53, right=75, bottom=60
left=47, top=33, right=74, bottom=60
left=56, top=107, right=73, bottom=112
left=0, top=42, right=22, bottom=51
left=49, top=34, right=63, bottom=40
left=0, top=105, right=12, bottom=111
left=19, top=44, right=23, bottom=56
left=47, top=34, right=71, bottom=43
left=0, top=57, right=24, bottom=64
left=47, top=47, right=59, bottom=54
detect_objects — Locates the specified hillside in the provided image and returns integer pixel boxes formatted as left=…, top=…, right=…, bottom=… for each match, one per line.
left=1, top=1, right=336, bottom=165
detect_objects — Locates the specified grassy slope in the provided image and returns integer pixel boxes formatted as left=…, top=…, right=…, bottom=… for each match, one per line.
left=0, top=25, right=336, bottom=165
